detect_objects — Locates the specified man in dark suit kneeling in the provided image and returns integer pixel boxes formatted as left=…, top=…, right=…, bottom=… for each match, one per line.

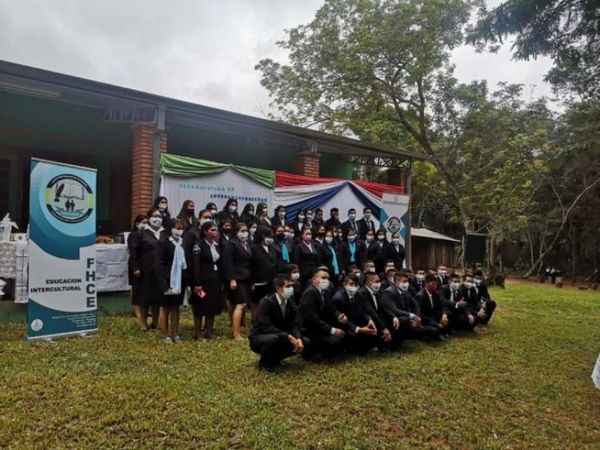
left=297, top=268, right=348, bottom=360
left=249, top=275, right=306, bottom=370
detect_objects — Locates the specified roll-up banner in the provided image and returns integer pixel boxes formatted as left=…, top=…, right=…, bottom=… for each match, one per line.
left=26, top=158, right=98, bottom=341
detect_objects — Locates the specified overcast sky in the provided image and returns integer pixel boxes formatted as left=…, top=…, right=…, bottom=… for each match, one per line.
left=0, top=0, right=555, bottom=117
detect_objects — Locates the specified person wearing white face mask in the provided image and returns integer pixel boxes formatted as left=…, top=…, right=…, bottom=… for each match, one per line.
left=341, top=230, right=367, bottom=273
left=297, top=268, right=347, bottom=361
left=222, top=222, right=253, bottom=340
left=271, top=205, right=289, bottom=228
left=380, top=272, right=438, bottom=348
left=357, top=207, right=376, bottom=240
left=333, top=274, right=392, bottom=354
left=156, top=219, right=187, bottom=344
left=291, top=209, right=308, bottom=237
left=182, top=209, right=214, bottom=299
left=341, top=208, right=359, bottom=238
left=127, top=214, right=147, bottom=320
left=438, top=273, right=475, bottom=331
left=133, top=209, right=166, bottom=332
left=152, top=196, right=172, bottom=233
left=321, top=230, right=342, bottom=285
left=217, top=198, right=240, bottom=226
left=355, top=272, right=384, bottom=318
left=249, top=275, right=306, bottom=371
left=383, top=232, right=405, bottom=269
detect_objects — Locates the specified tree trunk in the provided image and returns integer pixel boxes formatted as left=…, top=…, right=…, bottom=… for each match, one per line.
left=571, top=223, right=577, bottom=285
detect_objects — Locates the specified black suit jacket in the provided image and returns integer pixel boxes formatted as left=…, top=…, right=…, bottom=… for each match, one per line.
left=367, top=239, right=388, bottom=273
left=414, top=288, right=450, bottom=323
left=297, top=284, right=341, bottom=336
left=332, top=288, right=377, bottom=335
left=131, top=228, right=165, bottom=273
left=251, top=242, right=278, bottom=284
left=293, top=241, right=321, bottom=277
left=380, top=285, right=421, bottom=322
left=271, top=216, right=289, bottom=229
left=222, top=238, right=252, bottom=281
left=383, top=243, right=405, bottom=269
left=250, top=293, right=301, bottom=339
left=191, top=239, right=221, bottom=285
left=340, top=240, right=367, bottom=270
left=357, top=217, right=376, bottom=240
left=354, top=286, right=386, bottom=331
left=325, top=217, right=342, bottom=230
left=341, top=219, right=359, bottom=237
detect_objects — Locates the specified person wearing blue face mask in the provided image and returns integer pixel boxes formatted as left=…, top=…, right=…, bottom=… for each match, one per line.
left=249, top=275, right=306, bottom=371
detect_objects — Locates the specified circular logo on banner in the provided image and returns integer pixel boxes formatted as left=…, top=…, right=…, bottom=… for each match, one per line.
left=386, top=216, right=403, bottom=234
left=45, top=174, right=94, bottom=224
left=30, top=319, right=44, bottom=332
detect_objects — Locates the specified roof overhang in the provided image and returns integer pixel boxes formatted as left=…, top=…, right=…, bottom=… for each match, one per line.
left=0, top=59, right=425, bottom=167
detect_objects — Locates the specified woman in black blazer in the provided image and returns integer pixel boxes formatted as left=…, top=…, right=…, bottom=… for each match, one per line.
left=222, top=222, right=253, bottom=340
left=340, top=229, right=367, bottom=272
left=216, top=198, right=240, bottom=226
left=250, top=227, right=278, bottom=319
left=255, top=202, right=272, bottom=228
left=320, top=230, right=343, bottom=286
left=191, top=221, right=223, bottom=340
left=293, top=227, right=322, bottom=288
left=156, top=219, right=186, bottom=343
left=176, top=200, right=198, bottom=231
left=127, top=214, right=146, bottom=319
left=239, top=203, right=256, bottom=226
left=131, top=208, right=165, bottom=331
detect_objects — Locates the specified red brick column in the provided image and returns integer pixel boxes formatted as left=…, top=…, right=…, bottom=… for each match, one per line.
left=387, top=168, right=407, bottom=192
left=131, top=123, right=163, bottom=223
left=294, top=151, right=320, bottom=177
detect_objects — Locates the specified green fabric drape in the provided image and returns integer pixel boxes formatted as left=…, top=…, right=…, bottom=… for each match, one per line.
left=159, top=154, right=275, bottom=188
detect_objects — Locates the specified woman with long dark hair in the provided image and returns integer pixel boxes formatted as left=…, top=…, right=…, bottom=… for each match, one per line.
left=127, top=214, right=147, bottom=319
left=191, top=221, right=223, bottom=340
left=239, top=203, right=256, bottom=226
left=176, top=200, right=198, bottom=231
left=222, top=222, right=253, bottom=340
left=217, top=198, right=240, bottom=225
left=152, top=196, right=172, bottom=232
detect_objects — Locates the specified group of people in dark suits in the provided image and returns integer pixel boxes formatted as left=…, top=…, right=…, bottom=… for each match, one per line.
left=250, top=264, right=497, bottom=370
left=126, top=197, right=496, bottom=360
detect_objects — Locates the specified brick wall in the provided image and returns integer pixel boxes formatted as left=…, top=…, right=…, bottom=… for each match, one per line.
left=294, top=151, right=321, bottom=177
left=131, top=123, right=167, bottom=223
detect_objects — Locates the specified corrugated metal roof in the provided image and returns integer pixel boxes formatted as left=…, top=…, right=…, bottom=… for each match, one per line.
left=411, top=227, right=460, bottom=243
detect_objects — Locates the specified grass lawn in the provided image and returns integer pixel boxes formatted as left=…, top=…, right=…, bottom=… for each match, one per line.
left=1, top=281, right=600, bottom=449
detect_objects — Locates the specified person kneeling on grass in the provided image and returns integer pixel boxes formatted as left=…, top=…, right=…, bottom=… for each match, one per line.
left=332, top=274, right=392, bottom=355
left=156, top=218, right=186, bottom=344
left=249, top=275, right=306, bottom=371
left=297, top=269, right=347, bottom=361
left=414, top=273, right=453, bottom=341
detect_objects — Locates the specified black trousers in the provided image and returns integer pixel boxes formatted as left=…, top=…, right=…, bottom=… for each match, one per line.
left=344, top=332, right=378, bottom=355
left=249, top=332, right=296, bottom=368
left=478, top=299, right=497, bottom=325
left=303, top=332, right=345, bottom=359
left=451, top=309, right=477, bottom=331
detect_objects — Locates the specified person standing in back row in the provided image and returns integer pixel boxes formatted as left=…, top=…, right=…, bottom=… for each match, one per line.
left=191, top=221, right=223, bottom=340
left=222, top=222, right=254, bottom=340
left=357, top=207, right=376, bottom=241
left=156, top=219, right=186, bottom=344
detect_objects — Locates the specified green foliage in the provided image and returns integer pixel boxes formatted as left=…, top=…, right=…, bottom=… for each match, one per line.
left=467, top=0, right=600, bottom=98
left=1, top=283, right=600, bottom=448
